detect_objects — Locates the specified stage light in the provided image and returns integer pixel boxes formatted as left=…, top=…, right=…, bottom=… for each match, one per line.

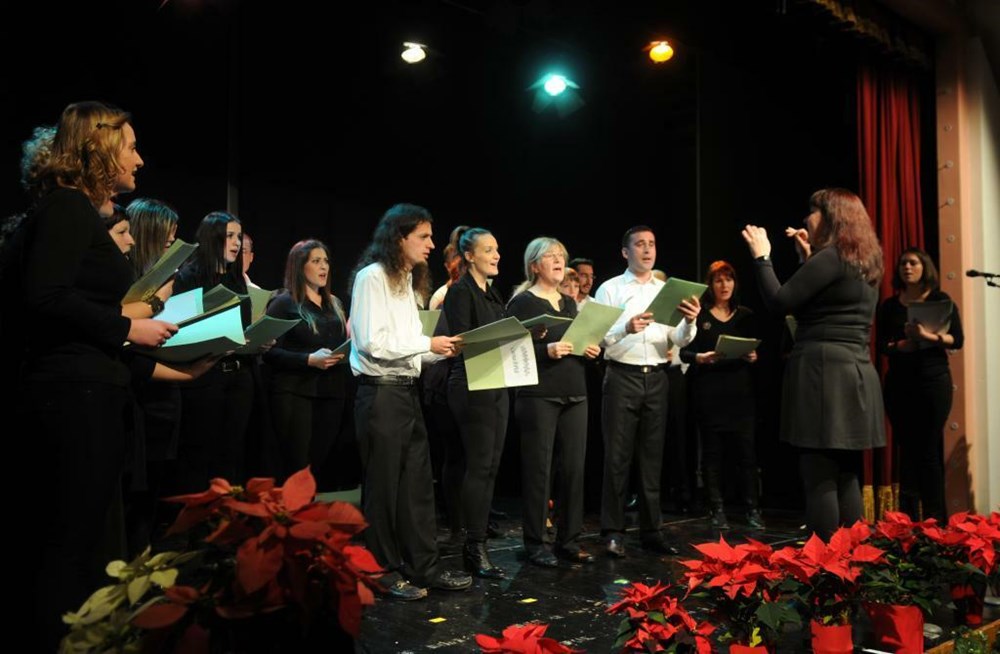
left=648, top=40, right=674, bottom=63
left=401, top=42, right=427, bottom=64
left=543, top=74, right=568, bottom=96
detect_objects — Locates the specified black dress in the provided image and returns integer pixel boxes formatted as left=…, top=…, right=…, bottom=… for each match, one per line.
left=263, top=291, right=355, bottom=486
left=20, top=188, right=134, bottom=644
left=877, top=290, right=963, bottom=521
left=680, top=306, right=759, bottom=510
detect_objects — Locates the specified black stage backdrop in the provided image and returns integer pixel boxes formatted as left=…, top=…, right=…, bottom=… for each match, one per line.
left=2, top=0, right=937, bottom=508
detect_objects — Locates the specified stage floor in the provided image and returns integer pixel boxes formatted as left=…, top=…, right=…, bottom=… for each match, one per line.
left=360, top=504, right=806, bottom=652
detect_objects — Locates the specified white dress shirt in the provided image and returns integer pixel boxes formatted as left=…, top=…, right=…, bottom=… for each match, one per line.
left=595, top=269, right=696, bottom=365
left=349, top=262, right=442, bottom=377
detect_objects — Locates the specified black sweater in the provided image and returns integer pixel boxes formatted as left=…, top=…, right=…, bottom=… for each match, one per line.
left=506, top=290, right=586, bottom=399
left=877, top=290, right=963, bottom=380
left=263, top=291, right=348, bottom=397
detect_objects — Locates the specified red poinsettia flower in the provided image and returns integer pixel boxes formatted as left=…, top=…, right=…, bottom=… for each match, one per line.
left=923, top=512, right=1000, bottom=576
left=606, top=582, right=714, bottom=654
left=476, top=623, right=584, bottom=653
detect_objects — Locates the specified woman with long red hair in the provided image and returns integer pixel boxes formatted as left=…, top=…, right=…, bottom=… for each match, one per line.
left=742, top=188, right=885, bottom=540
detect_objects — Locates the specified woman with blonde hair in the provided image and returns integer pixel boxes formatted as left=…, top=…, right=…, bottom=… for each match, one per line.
left=19, top=101, right=175, bottom=647
left=742, top=188, right=885, bottom=540
left=508, top=237, right=601, bottom=566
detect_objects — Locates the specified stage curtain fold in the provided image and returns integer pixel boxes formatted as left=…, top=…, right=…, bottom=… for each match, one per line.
left=857, top=62, right=925, bottom=520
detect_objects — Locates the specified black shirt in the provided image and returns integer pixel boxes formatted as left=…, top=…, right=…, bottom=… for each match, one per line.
left=443, top=272, right=506, bottom=387
left=263, top=291, right=348, bottom=397
left=877, top=289, right=963, bottom=380
left=21, top=188, right=133, bottom=386
left=506, top=290, right=586, bottom=399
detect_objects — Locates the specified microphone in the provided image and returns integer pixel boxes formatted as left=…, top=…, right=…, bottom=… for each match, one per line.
left=966, top=269, right=998, bottom=278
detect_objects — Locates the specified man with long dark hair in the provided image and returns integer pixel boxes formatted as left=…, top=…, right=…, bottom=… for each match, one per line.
left=349, top=203, right=471, bottom=600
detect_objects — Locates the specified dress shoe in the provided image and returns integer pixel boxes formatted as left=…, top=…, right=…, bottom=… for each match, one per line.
left=486, top=520, right=507, bottom=539
left=527, top=548, right=559, bottom=568
left=746, top=509, right=766, bottom=530
left=625, top=494, right=639, bottom=511
left=463, top=541, right=506, bottom=579
left=605, top=536, right=626, bottom=558
left=641, top=536, right=680, bottom=556
left=428, top=569, right=473, bottom=591
left=383, top=578, right=427, bottom=601
left=555, top=545, right=595, bottom=564
left=709, top=506, right=730, bottom=530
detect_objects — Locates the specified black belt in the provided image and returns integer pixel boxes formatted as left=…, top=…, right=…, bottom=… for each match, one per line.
left=358, top=374, right=417, bottom=387
left=607, top=360, right=666, bottom=374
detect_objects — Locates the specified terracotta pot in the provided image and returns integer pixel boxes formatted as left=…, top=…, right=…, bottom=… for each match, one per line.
left=951, top=581, right=986, bottom=627
left=810, top=619, right=853, bottom=654
left=864, top=602, right=924, bottom=654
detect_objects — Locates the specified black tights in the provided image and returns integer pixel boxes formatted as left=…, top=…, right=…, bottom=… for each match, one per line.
left=798, top=448, right=863, bottom=541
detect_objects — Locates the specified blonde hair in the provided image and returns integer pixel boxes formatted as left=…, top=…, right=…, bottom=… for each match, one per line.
left=511, top=236, right=569, bottom=299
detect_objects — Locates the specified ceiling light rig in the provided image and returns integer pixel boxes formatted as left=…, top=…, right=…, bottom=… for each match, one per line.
left=401, top=42, right=427, bottom=64
left=647, top=40, right=675, bottom=63
left=529, top=72, right=583, bottom=117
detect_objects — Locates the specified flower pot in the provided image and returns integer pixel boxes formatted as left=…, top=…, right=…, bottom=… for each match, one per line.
left=729, top=645, right=771, bottom=654
left=951, top=581, right=986, bottom=627
left=864, top=603, right=924, bottom=654
left=810, top=620, right=853, bottom=654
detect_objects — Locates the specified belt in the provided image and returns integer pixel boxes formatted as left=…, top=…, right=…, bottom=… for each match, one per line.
left=359, top=374, right=417, bottom=387
left=219, top=357, right=243, bottom=373
left=607, top=360, right=666, bottom=374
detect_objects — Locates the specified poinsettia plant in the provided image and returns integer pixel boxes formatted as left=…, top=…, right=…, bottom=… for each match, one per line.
left=857, top=511, right=950, bottom=613
left=922, top=512, right=1000, bottom=585
left=606, top=581, right=714, bottom=653
left=59, top=467, right=382, bottom=654
left=681, top=538, right=798, bottom=650
left=476, top=622, right=583, bottom=653
left=771, top=522, right=885, bottom=625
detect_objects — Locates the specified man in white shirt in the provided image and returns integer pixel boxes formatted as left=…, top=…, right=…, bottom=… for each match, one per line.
left=595, top=225, right=700, bottom=557
left=349, top=204, right=471, bottom=600
left=569, top=257, right=595, bottom=309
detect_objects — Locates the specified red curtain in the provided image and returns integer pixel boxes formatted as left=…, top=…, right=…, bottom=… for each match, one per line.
left=856, top=63, right=925, bottom=518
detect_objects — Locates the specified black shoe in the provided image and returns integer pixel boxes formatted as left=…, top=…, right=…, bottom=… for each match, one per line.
left=463, top=541, right=506, bottom=579
left=486, top=520, right=507, bottom=539
left=641, top=536, right=680, bottom=556
left=746, top=509, right=765, bottom=530
left=625, top=494, right=639, bottom=511
left=489, top=507, right=509, bottom=520
left=709, top=506, right=730, bottom=530
left=428, top=569, right=473, bottom=591
left=605, top=536, right=626, bottom=558
left=527, top=548, right=559, bottom=568
left=382, top=578, right=427, bottom=601
left=555, top=545, right=595, bottom=564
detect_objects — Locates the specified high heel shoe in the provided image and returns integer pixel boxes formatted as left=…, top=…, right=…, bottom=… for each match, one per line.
left=463, top=541, right=506, bottom=579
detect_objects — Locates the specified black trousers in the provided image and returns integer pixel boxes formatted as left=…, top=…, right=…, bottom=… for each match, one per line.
left=26, top=381, right=128, bottom=651
left=663, top=365, right=694, bottom=505
left=701, top=422, right=759, bottom=509
left=600, top=365, right=668, bottom=536
left=270, top=391, right=349, bottom=482
left=425, top=396, right=464, bottom=534
left=885, top=371, right=952, bottom=522
left=355, top=384, right=439, bottom=586
left=516, top=396, right=587, bottom=551
left=176, top=364, right=254, bottom=492
left=448, top=383, right=509, bottom=541
left=798, top=448, right=864, bottom=541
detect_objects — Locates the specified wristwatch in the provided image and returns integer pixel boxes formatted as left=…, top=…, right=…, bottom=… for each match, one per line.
left=755, top=254, right=771, bottom=262
left=144, top=294, right=165, bottom=316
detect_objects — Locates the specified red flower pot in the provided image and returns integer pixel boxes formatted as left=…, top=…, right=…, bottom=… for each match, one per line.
left=864, top=603, right=924, bottom=654
left=810, top=620, right=853, bottom=654
left=951, top=582, right=986, bottom=626
left=729, top=645, right=771, bottom=654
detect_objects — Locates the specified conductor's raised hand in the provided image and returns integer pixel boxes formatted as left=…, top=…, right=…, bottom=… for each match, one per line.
left=742, top=225, right=771, bottom=259
left=785, top=227, right=811, bottom=262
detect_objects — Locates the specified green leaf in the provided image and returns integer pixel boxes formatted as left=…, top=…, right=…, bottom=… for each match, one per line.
left=105, top=560, right=127, bottom=578
left=127, top=576, right=152, bottom=605
left=149, top=569, right=178, bottom=588
left=648, top=610, right=666, bottom=624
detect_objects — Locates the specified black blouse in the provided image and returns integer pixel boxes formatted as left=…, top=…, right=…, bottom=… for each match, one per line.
left=877, top=289, right=963, bottom=380
left=506, top=290, right=586, bottom=399
left=263, top=291, right=348, bottom=398
left=443, top=272, right=506, bottom=387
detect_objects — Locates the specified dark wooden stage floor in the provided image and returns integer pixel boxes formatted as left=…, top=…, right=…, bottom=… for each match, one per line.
left=360, top=504, right=806, bottom=652
left=359, top=504, right=999, bottom=652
